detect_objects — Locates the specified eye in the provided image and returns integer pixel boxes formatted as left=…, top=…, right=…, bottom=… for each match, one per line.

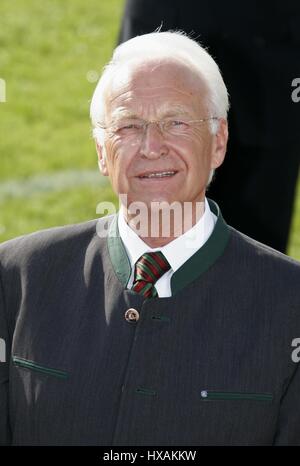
left=165, top=119, right=190, bottom=133
left=115, top=121, right=143, bottom=135
left=121, top=124, right=139, bottom=130
left=171, top=120, right=187, bottom=126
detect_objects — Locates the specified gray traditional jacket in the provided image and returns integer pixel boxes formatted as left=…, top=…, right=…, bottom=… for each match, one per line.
left=0, top=200, right=300, bottom=445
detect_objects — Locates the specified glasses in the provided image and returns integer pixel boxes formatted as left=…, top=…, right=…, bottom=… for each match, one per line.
left=97, top=116, right=219, bottom=140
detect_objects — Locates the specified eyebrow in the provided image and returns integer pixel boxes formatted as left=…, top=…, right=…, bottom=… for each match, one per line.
left=110, top=110, right=140, bottom=122
left=110, top=106, right=191, bottom=123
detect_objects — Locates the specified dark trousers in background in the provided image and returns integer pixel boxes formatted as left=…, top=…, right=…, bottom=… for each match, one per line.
left=207, top=138, right=299, bottom=253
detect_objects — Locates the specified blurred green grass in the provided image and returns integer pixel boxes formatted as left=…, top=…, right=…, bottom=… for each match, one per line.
left=0, top=0, right=122, bottom=238
left=0, top=0, right=299, bottom=259
left=0, top=0, right=123, bottom=179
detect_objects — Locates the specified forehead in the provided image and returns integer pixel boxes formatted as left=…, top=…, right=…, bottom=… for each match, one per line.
left=105, top=58, right=208, bottom=118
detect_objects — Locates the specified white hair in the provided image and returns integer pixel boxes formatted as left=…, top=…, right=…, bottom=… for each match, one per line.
left=90, top=31, right=229, bottom=146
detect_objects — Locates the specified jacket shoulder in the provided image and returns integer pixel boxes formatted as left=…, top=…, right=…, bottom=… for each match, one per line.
left=0, top=216, right=115, bottom=269
left=228, top=226, right=300, bottom=277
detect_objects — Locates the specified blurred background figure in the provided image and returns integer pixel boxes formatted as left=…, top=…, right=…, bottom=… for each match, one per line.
left=118, top=0, right=300, bottom=253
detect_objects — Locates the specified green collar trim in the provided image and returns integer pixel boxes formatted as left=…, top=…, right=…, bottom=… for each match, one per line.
left=170, top=199, right=230, bottom=294
left=107, top=215, right=132, bottom=287
left=107, top=199, right=230, bottom=294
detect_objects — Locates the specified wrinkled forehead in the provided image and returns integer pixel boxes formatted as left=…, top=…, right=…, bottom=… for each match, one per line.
left=105, top=56, right=208, bottom=106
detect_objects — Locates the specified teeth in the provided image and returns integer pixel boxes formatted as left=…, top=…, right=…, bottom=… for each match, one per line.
left=140, top=171, right=176, bottom=178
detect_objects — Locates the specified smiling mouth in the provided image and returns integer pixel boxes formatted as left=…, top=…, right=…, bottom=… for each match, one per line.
left=138, top=170, right=178, bottom=179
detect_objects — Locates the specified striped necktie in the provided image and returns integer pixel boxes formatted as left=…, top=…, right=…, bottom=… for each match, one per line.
left=132, top=252, right=171, bottom=298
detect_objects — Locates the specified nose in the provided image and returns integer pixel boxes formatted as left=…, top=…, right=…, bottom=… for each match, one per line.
left=139, top=122, right=169, bottom=159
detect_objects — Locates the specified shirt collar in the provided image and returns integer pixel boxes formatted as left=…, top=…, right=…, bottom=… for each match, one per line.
left=118, top=198, right=216, bottom=272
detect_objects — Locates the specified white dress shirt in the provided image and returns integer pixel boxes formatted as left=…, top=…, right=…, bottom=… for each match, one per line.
left=118, top=198, right=217, bottom=297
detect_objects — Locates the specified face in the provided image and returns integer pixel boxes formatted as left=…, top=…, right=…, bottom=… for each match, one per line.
left=96, top=58, right=228, bottom=210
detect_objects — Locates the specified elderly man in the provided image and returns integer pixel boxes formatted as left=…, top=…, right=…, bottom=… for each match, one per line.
left=0, top=32, right=300, bottom=446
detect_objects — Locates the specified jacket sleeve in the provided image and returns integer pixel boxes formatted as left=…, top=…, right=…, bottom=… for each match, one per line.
left=0, top=264, right=11, bottom=445
left=273, top=361, right=300, bottom=445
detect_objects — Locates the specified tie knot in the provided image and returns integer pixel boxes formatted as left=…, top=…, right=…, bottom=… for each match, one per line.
left=132, top=251, right=171, bottom=298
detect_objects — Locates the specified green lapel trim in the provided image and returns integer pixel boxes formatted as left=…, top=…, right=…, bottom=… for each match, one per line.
left=107, top=215, right=131, bottom=287
left=13, top=356, right=68, bottom=379
left=171, top=199, right=230, bottom=295
left=200, top=390, right=273, bottom=402
left=107, top=199, right=230, bottom=293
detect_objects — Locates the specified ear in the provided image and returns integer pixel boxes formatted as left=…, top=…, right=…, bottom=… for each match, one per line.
left=211, top=118, right=228, bottom=169
left=95, top=141, right=109, bottom=176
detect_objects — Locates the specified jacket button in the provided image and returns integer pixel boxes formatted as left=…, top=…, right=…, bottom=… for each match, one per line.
left=125, top=308, right=140, bottom=323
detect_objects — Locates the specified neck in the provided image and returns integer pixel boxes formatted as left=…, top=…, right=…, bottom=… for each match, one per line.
left=123, top=200, right=205, bottom=248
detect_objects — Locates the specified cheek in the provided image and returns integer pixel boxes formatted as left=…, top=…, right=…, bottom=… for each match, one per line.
left=189, top=128, right=211, bottom=149
left=188, top=131, right=213, bottom=163
left=104, top=140, right=122, bottom=174
left=105, top=138, right=120, bottom=161
left=105, top=137, right=138, bottom=166
left=170, top=132, right=210, bottom=166
left=104, top=142, right=133, bottom=190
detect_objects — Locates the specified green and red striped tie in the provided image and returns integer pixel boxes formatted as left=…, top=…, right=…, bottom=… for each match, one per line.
left=132, top=252, right=171, bottom=298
